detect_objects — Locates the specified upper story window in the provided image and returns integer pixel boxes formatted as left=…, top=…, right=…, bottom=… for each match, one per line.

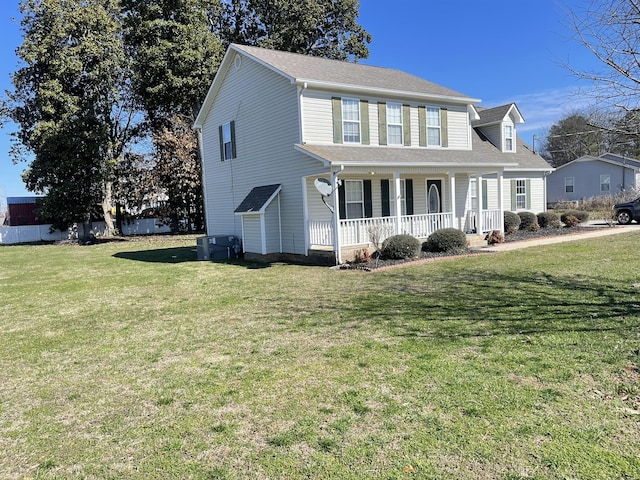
left=600, top=174, right=610, bottom=192
left=387, top=103, right=403, bottom=145
left=219, top=121, right=236, bottom=161
left=565, top=177, right=574, bottom=193
left=427, top=107, right=441, bottom=146
left=504, top=125, right=514, bottom=151
left=342, top=98, right=361, bottom=143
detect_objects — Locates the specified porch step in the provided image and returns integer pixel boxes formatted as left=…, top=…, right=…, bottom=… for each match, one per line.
left=466, top=234, right=487, bottom=248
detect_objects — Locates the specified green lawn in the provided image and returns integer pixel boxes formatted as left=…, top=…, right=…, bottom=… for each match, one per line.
left=1, top=234, right=639, bottom=479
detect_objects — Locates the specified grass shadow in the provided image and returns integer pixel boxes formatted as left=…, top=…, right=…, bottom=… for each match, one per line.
left=327, top=270, right=640, bottom=340
left=113, top=246, right=199, bottom=263
left=113, top=248, right=274, bottom=268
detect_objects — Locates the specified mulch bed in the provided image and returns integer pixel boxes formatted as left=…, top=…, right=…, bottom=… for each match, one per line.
left=338, top=225, right=605, bottom=271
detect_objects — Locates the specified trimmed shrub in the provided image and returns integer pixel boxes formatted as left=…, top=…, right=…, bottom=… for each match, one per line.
left=380, top=234, right=421, bottom=260
left=518, top=211, right=538, bottom=231
left=423, top=228, right=467, bottom=253
left=561, top=210, right=589, bottom=224
left=537, top=211, right=560, bottom=228
left=563, top=215, right=580, bottom=228
left=504, top=211, right=521, bottom=234
left=485, top=230, right=504, bottom=245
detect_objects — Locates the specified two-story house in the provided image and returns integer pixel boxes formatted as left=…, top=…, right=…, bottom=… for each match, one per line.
left=193, top=44, right=552, bottom=264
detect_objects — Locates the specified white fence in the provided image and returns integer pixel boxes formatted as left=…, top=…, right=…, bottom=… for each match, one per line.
left=0, top=218, right=172, bottom=245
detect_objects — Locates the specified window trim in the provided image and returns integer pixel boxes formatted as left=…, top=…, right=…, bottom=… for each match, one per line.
left=344, top=180, right=364, bottom=219
left=600, top=174, right=610, bottom=192
left=426, top=106, right=441, bottom=147
left=504, top=124, right=514, bottom=151
left=565, top=176, right=574, bottom=193
left=515, top=179, right=527, bottom=209
left=219, top=121, right=236, bottom=161
left=386, top=102, right=403, bottom=146
left=341, top=98, right=361, bottom=144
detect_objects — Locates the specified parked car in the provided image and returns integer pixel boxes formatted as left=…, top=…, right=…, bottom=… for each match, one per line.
left=613, top=197, right=640, bottom=224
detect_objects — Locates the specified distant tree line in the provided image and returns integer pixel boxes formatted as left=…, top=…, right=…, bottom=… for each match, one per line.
left=3, top=0, right=371, bottom=238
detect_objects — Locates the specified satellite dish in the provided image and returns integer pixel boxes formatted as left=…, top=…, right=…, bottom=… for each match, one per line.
left=314, top=177, right=333, bottom=197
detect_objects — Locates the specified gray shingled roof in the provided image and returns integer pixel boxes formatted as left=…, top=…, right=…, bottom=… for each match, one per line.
left=473, top=104, right=523, bottom=126
left=296, top=130, right=551, bottom=170
left=234, top=184, right=281, bottom=214
left=598, top=153, right=640, bottom=169
left=232, top=44, right=476, bottom=101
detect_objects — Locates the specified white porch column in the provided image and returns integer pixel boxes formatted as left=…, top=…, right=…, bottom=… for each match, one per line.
left=332, top=171, right=342, bottom=264
left=449, top=173, right=456, bottom=229
left=498, top=170, right=505, bottom=232
left=394, top=171, right=402, bottom=235
left=476, top=173, right=484, bottom=235
left=302, top=176, right=309, bottom=255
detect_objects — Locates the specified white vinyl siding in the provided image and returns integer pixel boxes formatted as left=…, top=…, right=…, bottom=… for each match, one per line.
left=265, top=201, right=281, bottom=253
left=505, top=174, right=545, bottom=212
left=302, top=93, right=470, bottom=149
left=200, top=52, right=318, bottom=255
left=242, top=215, right=262, bottom=253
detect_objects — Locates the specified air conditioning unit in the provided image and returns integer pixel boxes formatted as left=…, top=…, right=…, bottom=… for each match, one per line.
left=196, top=235, right=240, bottom=261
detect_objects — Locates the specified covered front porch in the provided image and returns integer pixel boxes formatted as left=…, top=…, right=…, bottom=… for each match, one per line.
left=309, top=209, right=502, bottom=247
left=303, top=167, right=506, bottom=263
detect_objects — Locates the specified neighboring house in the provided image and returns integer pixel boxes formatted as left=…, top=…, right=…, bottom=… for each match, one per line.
left=5, top=197, right=44, bottom=226
left=193, top=44, right=552, bottom=264
left=547, top=153, right=640, bottom=204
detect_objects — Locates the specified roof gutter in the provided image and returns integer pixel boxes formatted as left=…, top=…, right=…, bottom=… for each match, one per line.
left=293, top=79, right=480, bottom=105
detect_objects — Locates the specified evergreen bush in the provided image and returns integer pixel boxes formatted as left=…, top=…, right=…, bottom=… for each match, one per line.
left=537, top=211, right=560, bottom=228
left=504, top=211, right=521, bottom=234
left=380, top=234, right=421, bottom=260
left=423, top=228, right=467, bottom=252
left=518, top=211, right=538, bottom=230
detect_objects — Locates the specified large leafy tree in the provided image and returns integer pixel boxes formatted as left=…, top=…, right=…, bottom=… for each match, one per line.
left=211, top=0, right=372, bottom=60
left=120, top=0, right=223, bottom=231
left=8, top=0, right=138, bottom=236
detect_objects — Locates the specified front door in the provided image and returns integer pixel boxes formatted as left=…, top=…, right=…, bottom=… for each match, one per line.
left=427, top=180, right=442, bottom=213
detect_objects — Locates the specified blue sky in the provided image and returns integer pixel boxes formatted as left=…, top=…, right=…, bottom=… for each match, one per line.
left=0, top=0, right=599, bottom=201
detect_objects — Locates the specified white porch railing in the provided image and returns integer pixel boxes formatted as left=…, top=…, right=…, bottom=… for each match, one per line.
left=464, top=209, right=502, bottom=233
left=309, top=212, right=456, bottom=247
left=400, top=213, right=452, bottom=238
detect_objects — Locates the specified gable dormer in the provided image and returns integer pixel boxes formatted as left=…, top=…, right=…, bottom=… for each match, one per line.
left=472, top=103, right=524, bottom=153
